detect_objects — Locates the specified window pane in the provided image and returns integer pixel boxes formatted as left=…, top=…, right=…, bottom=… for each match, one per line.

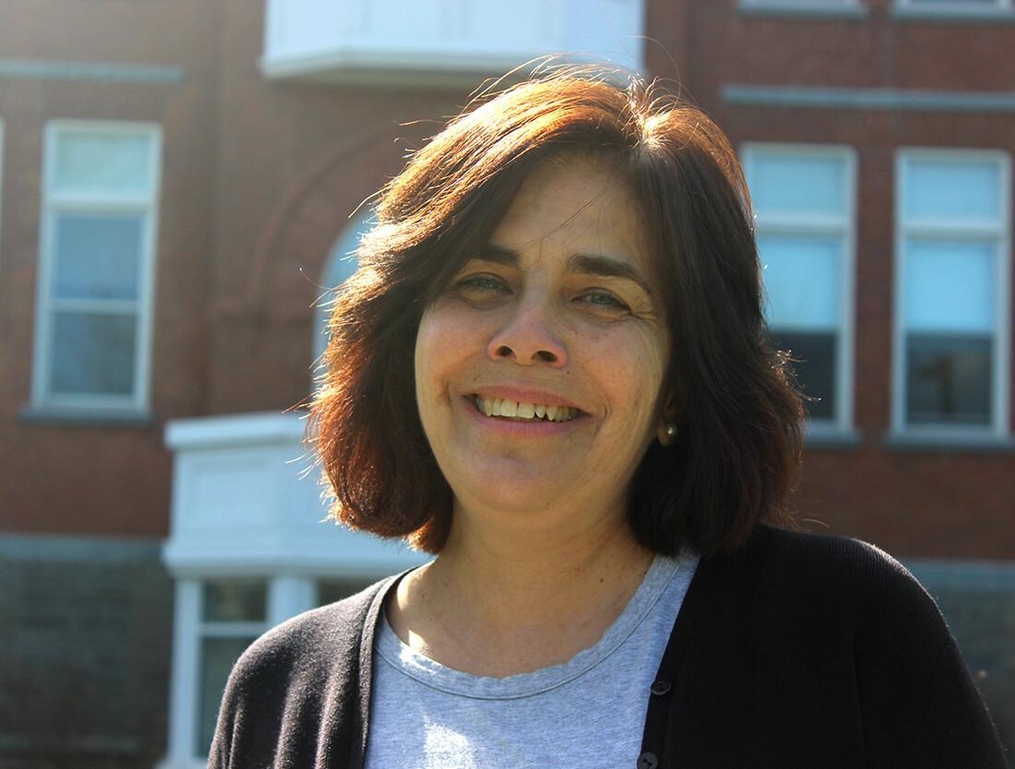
left=314, top=211, right=373, bottom=361
left=750, top=154, right=846, bottom=218
left=203, top=581, right=267, bottom=623
left=904, top=158, right=1001, bottom=221
left=905, top=239, right=994, bottom=333
left=316, top=578, right=375, bottom=607
left=759, top=234, right=841, bottom=329
left=906, top=334, right=991, bottom=425
left=52, top=130, right=153, bottom=196
left=198, top=636, right=256, bottom=756
left=772, top=331, right=837, bottom=421
left=53, top=213, right=143, bottom=300
left=49, top=311, right=136, bottom=396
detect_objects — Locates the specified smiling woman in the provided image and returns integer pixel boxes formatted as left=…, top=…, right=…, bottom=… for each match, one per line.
left=413, top=159, right=670, bottom=548
left=312, top=71, right=801, bottom=558
left=208, top=67, right=1007, bottom=769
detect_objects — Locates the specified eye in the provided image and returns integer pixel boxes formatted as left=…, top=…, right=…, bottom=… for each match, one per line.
left=575, top=290, right=631, bottom=314
left=451, top=272, right=512, bottom=302
left=459, top=274, right=508, bottom=291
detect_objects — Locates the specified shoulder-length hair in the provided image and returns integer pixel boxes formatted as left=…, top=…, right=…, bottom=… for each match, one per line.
left=310, top=67, right=803, bottom=557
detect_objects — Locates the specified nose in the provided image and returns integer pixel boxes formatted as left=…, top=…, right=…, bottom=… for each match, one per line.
left=486, top=296, right=568, bottom=367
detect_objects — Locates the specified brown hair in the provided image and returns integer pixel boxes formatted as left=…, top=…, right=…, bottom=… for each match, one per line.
left=310, top=67, right=803, bottom=556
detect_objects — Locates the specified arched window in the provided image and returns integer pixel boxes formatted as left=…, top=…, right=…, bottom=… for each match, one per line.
left=313, top=210, right=374, bottom=366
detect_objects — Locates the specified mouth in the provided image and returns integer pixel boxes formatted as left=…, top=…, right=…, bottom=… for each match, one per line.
left=473, top=395, right=580, bottom=423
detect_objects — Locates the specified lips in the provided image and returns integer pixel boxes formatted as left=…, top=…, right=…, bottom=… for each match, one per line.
left=473, top=395, right=579, bottom=422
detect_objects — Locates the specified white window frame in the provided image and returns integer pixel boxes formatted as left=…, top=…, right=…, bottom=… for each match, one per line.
left=162, top=575, right=376, bottom=768
left=892, top=149, right=1012, bottom=439
left=31, top=120, right=162, bottom=416
left=743, top=143, right=857, bottom=437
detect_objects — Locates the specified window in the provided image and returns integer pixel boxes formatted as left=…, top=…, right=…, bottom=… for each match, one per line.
left=313, top=210, right=373, bottom=364
left=196, top=580, right=267, bottom=755
left=31, top=122, right=161, bottom=416
left=166, top=573, right=381, bottom=763
left=316, top=577, right=374, bottom=607
left=744, top=145, right=856, bottom=432
left=895, top=150, right=1011, bottom=435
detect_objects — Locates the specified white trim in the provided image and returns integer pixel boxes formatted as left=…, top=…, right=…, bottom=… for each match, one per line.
left=165, top=411, right=307, bottom=450
left=162, top=579, right=202, bottom=769
left=742, top=143, right=857, bottom=434
left=30, top=120, right=162, bottom=416
left=723, top=85, right=1015, bottom=112
left=896, top=0, right=1011, bottom=7
left=894, top=0, right=1014, bottom=19
left=268, top=575, right=317, bottom=625
left=892, top=148, right=1011, bottom=437
left=738, top=0, right=868, bottom=17
left=0, top=59, right=184, bottom=83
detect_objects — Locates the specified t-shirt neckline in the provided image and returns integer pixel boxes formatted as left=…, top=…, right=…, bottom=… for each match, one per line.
left=375, top=550, right=695, bottom=700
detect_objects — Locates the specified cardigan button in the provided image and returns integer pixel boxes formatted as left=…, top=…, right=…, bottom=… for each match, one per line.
left=650, top=679, right=671, bottom=695
left=637, top=751, right=659, bottom=769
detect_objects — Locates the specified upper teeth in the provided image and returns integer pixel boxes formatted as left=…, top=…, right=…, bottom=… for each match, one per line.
left=475, top=396, right=578, bottom=422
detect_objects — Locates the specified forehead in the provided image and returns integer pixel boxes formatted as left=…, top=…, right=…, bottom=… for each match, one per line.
left=489, top=157, right=653, bottom=270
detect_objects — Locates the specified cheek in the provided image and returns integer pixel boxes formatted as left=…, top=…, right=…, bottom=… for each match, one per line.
left=414, top=313, right=440, bottom=407
left=614, top=332, right=669, bottom=401
left=414, top=306, right=476, bottom=406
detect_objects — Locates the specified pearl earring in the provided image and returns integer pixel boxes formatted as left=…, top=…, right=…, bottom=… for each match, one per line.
left=659, top=422, right=678, bottom=446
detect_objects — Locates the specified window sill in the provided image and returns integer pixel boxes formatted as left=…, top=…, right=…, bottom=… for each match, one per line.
left=738, top=1, right=869, bottom=19
left=884, top=430, right=1015, bottom=453
left=803, top=425, right=863, bottom=449
left=20, top=404, right=154, bottom=428
left=891, top=6, right=1015, bottom=23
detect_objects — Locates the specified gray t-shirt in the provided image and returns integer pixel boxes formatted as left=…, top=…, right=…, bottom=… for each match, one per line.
left=364, top=551, right=699, bottom=769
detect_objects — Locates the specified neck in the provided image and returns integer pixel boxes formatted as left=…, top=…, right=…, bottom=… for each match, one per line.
left=389, top=505, right=654, bottom=677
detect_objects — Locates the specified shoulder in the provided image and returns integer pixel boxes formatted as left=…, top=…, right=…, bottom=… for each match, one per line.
left=696, top=526, right=949, bottom=643
left=743, top=525, right=935, bottom=600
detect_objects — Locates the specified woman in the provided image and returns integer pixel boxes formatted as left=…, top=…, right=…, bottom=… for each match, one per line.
left=210, top=69, right=1006, bottom=768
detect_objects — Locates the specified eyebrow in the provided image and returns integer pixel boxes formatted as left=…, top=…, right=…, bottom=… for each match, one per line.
left=568, top=253, right=653, bottom=296
left=478, top=245, right=654, bottom=296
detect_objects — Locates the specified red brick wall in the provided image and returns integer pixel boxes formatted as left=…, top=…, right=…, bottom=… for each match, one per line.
left=686, top=1, right=1015, bottom=558
left=0, top=0, right=220, bottom=537
left=1, top=0, right=1011, bottom=557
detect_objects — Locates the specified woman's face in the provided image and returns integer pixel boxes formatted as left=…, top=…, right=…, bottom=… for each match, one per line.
left=414, top=158, right=671, bottom=536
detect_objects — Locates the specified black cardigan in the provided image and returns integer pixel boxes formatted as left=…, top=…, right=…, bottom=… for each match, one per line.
left=209, top=527, right=1007, bottom=768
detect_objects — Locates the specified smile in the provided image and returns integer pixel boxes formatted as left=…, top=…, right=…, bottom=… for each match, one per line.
left=473, top=396, right=579, bottom=422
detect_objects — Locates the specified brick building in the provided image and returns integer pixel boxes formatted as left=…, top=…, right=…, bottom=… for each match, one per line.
left=0, top=1, right=1012, bottom=767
